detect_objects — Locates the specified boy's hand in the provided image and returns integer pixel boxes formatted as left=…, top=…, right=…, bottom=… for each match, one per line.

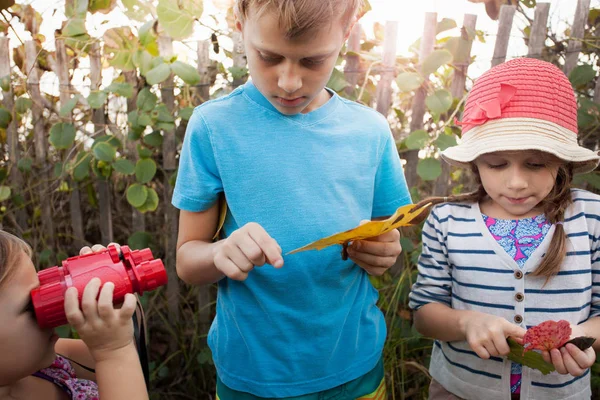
left=541, top=324, right=596, bottom=376
left=460, top=310, right=527, bottom=359
left=213, top=222, right=283, bottom=281
left=347, top=220, right=402, bottom=276
left=64, top=278, right=137, bottom=362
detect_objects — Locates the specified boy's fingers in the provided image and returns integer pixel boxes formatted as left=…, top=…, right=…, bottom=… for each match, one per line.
left=216, top=255, right=249, bottom=281
left=97, top=282, right=115, bottom=319
left=236, top=236, right=266, bottom=267
left=542, top=350, right=551, bottom=364
left=81, top=278, right=102, bottom=318
left=64, top=287, right=85, bottom=327
left=350, top=240, right=400, bottom=257
left=249, top=230, right=283, bottom=268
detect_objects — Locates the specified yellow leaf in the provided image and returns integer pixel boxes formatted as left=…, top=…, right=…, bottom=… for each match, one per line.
left=287, top=202, right=431, bottom=255
left=212, top=195, right=227, bottom=240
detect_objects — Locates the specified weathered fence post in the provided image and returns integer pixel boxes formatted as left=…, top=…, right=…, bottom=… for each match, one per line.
left=375, top=21, right=399, bottom=122
left=89, top=41, right=114, bottom=245
left=124, top=71, right=146, bottom=233
left=434, top=14, right=478, bottom=197
left=56, top=38, right=86, bottom=250
left=25, top=40, right=55, bottom=249
left=344, top=23, right=362, bottom=97
left=403, top=13, right=437, bottom=188
left=231, top=31, right=247, bottom=88
left=564, top=0, right=591, bottom=76
left=0, top=37, right=28, bottom=232
left=527, top=2, right=550, bottom=59
left=158, top=35, right=181, bottom=334
left=491, top=5, right=516, bottom=67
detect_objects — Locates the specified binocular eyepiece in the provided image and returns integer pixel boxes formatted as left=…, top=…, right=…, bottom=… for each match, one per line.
left=31, top=245, right=168, bottom=329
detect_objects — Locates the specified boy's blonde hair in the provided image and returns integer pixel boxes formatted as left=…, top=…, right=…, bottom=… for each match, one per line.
left=235, top=0, right=362, bottom=39
left=0, top=230, right=32, bottom=287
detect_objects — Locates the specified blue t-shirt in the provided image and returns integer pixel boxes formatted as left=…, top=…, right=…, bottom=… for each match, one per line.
left=172, top=81, right=411, bottom=397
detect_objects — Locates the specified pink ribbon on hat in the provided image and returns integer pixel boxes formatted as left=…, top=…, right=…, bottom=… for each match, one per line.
left=456, top=83, right=517, bottom=130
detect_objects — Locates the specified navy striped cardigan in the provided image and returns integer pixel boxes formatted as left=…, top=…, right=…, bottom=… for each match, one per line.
left=408, top=189, right=600, bottom=400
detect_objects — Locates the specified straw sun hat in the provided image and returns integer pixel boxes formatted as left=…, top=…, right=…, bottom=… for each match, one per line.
left=442, top=57, right=600, bottom=173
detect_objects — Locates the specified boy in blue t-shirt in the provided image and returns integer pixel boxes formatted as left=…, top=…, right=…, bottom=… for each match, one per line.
left=172, top=0, right=411, bottom=398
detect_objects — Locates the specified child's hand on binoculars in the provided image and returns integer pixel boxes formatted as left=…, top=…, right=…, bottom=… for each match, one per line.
left=79, top=243, right=120, bottom=255
left=64, top=277, right=137, bottom=362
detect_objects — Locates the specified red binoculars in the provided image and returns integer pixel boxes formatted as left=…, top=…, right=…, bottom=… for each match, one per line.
left=31, top=245, right=168, bottom=329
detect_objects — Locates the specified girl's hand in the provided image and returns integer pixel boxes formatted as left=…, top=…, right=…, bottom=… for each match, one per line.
left=64, top=278, right=137, bottom=362
left=79, top=243, right=119, bottom=256
left=460, top=310, right=527, bottom=359
left=213, top=222, right=283, bottom=281
left=347, top=221, right=402, bottom=276
left=541, top=324, right=596, bottom=376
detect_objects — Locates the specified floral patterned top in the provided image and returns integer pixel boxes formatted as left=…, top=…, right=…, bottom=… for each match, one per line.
left=482, top=213, right=552, bottom=395
left=33, top=355, right=99, bottom=400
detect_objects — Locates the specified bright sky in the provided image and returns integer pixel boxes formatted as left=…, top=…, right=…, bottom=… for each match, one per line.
left=15, top=0, right=600, bottom=84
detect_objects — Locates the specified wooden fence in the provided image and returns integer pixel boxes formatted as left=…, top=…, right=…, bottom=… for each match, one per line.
left=0, top=1, right=594, bottom=348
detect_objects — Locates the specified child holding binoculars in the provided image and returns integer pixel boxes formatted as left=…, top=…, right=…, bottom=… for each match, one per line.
left=0, top=231, right=148, bottom=400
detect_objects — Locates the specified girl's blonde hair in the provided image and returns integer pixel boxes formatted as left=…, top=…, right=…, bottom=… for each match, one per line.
left=235, top=0, right=363, bottom=39
left=0, top=230, right=32, bottom=287
left=414, top=157, right=574, bottom=279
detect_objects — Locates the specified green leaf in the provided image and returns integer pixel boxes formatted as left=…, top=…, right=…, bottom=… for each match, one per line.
left=146, top=63, right=172, bottom=85
left=156, top=0, right=203, bottom=40
left=170, top=61, right=201, bottom=85
left=179, top=107, right=194, bottom=121
left=521, top=0, right=536, bottom=8
left=426, top=89, right=453, bottom=115
left=0, top=74, right=10, bottom=92
left=112, top=158, right=135, bottom=175
left=405, top=129, right=429, bottom=150
left=49, top=123, right=76, bottom=149
left=0, top=185, right=11, bottom=201
left=417, top=157, right=442, bottom=181
left=59, top=95, right=80, bottom=117
left=436, top=18, right=457, bottom=35
left=65, top=0, right=88, bottom=17
left=138, top=187, right=159, bottom=213
left=137, top=144, right=153, bottom=159
left=63, top=17, right=87, bottom=37
left=126, top=183, right=148, bottom=208
left=136, top=158, right=157, bottom=183
left=143, top=131, right=163, bottom=148
left=396, top=72, right=424, bottom=92
left=228, top=66, right=249, bottom=81
left=327, top=68, right=349, bottom=92
left=507, top=338, right=555, bottom=375
left=87, top=90, right=107, bottom=109
left=137, top=88, right=158, bottom=112
left=435, top=133, right=457, bottom=151
left=421, top=49, right=453, bottom=76
left=577, top=98, right=599, bottom=129
left=569, top=64, right=596, bottom=88
left=103, top=27, right=138, bottom=71
left=0, top=107, right=11, bottom=128
left=88, top=0, right=117, bottom=14
left=15, top=97, right=32, bottom=114
left=133, top=50, right=154, bottom=76
left=92, top=142, right=116, bottom=162
left=17, top=158, right=32, bottom=172
left=94, top=134, right=122, bottom=149
left=128, top=231, right=152, bottom=250
left=105, top=81, right=134, bottom=98
left=139, top=20, right=159, bottom=56
left=73, top=153, right=92, bottom=181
